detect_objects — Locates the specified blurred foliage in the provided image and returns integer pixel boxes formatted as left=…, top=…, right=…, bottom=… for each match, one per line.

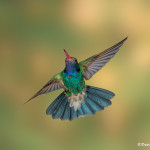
left=0, top=0, right=150, bottom=150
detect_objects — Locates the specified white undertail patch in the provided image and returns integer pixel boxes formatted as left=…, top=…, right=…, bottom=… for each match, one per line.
left=68, top=91, right=87, bottom=111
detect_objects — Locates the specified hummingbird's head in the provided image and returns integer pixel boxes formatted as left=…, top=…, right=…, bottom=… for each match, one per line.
left=64, top=49, right=79, bottom=75
left=64, top=49, right=73, bottom=61
left=64, top=49, right=78, bottom=63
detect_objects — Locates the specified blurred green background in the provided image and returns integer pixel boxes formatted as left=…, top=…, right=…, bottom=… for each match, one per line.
left=0, top=0, right=150, bottom=150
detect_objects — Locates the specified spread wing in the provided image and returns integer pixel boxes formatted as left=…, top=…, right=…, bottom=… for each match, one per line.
left=25, top=73, right=64, bottom=104
left=79, top=37, right=128, bottom=80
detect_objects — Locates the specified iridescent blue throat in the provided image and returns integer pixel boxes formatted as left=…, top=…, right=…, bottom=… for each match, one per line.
left=64, top=61, right=78, bottom=75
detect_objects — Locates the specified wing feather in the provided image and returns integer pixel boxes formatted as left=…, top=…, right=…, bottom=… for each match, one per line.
left=79, top=37, right=128, bottom=80
left=24, top=72, right=64, bottom=104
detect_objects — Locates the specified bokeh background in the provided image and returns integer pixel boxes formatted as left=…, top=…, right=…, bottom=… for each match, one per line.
left=0, top=0, right=150, bottom=150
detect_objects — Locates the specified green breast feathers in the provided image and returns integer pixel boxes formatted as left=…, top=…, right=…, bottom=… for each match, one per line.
left=62, top=71, right=85, bottom=96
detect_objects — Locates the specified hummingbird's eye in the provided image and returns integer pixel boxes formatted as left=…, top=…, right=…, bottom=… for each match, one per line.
left=72, top=57, right=77, bottom=61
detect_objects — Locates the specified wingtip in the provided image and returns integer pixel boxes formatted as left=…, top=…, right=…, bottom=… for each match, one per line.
left=123, top=36, right=128, bottom=42
left=23, top=94, right=38, bottom=105
left=23, top=97, right=33, bottom=105
left=118, top=36, right=128, bottom=45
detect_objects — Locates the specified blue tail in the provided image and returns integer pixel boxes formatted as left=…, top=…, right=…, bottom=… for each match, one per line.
left=46, top=86, right=115, bottom=121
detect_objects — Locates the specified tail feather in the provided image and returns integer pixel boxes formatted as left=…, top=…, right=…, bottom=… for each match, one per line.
left=87, top=91, right=112, bottom=107
left=85, top=96, right=104, bottom=112
left=46, top=92, right=65, bottom=115
left=81, top=103, right=95, bottom=115
left=46, top=85, right=115, bottom=121
left=77, top=107, right=84, bottom=117
left=86, top=86, right=115, bottom=99
left=52, top=97, right=67, bottom=119
left=69, top=107, right=77, bottom=121
left=60, top=102, right=70, bottom=120
left=85, top=102, right=96, bottom=114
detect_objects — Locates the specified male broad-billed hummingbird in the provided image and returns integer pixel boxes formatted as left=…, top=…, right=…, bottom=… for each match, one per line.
left=25, top=37, right=127, bottom=121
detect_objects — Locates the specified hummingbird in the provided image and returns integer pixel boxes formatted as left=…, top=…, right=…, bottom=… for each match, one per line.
left=26, top=37, right=127, bottom=121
